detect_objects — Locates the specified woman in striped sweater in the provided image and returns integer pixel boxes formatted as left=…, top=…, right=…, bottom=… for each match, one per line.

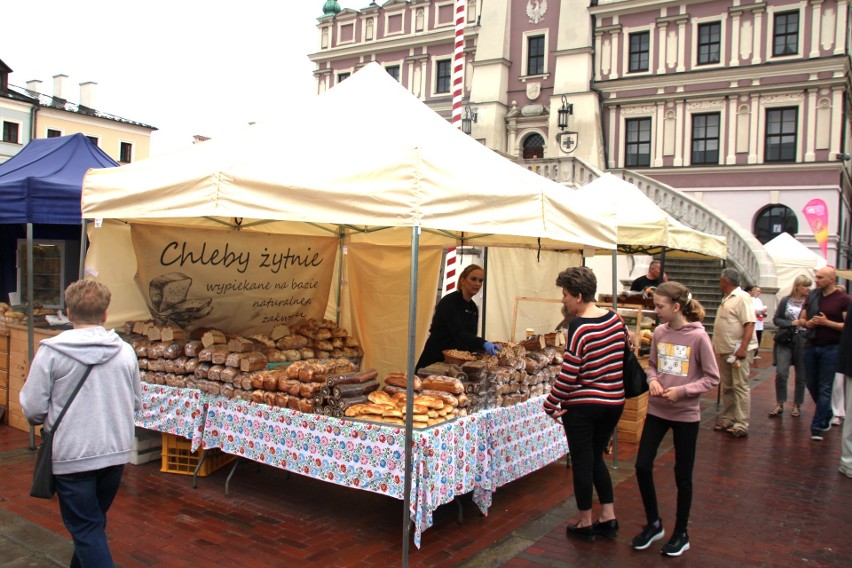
left=544, top=266, right=626, bottom=542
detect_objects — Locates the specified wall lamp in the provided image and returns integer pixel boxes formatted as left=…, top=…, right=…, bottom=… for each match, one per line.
left=462, top=104, right=478, bottom=135
left=557, top=95, right=573, bottom=131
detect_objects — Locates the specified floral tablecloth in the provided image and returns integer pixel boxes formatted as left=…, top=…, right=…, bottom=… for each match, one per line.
left=135, top=383, right=206, bottom=450
left=481, top=395, right=568, bottom=492
left=135, top=387, right=566, bottom=548
left=200, top=396, right=491, bottom=548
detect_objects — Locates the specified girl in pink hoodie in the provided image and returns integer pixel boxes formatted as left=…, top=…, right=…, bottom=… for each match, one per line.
left=630, top=282, right=720, bottom=557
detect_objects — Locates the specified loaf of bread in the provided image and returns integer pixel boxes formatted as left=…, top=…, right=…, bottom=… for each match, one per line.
left=420, top=390, right=459, bottom=406
left=239, top=352, right=268, bottom=372
left=367, top=390, right=394, bottom=406
left=183, top=340, right=203, bottom=358
left=384, top=373, right=422, bottom=391
left=421, top=376, right=464, bottom=394
left=276, top=335, right=308, bottom=350
left=227, top=336, right=256, bottom=353
left=201, top=329, right=227, bottom=348
left=220, top=366, right=239, bottom=383
left=194, top=362, right=212, bottom=379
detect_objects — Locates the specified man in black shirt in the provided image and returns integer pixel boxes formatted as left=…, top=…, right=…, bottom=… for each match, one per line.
left=630, top=260, right=667, bottom=292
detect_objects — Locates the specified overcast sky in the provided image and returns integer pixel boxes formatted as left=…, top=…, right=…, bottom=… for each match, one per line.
left=1, top=0, right=361, bottom=155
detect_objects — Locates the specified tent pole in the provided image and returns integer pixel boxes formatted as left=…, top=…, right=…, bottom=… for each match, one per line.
left=27, top=223, right=35, bottom=450
left=79, top=219, right=88, bottom=281
left=401, top=226, right=420, bottom=566
left=334, top=231, right=345, bottom=326
left=611, top=250, right=619, bottom=468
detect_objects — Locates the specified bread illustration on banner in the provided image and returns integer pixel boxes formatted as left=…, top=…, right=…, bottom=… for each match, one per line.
left=147, top=271, right=213, bottom=327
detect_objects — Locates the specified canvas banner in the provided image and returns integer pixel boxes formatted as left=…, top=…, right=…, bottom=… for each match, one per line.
left=131, top=225, right=338, bottom=335
left=802, top=198, right=829, bottom=258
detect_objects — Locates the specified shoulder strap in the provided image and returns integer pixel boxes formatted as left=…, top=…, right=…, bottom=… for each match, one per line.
left=46, top=364, right=95, bottom=436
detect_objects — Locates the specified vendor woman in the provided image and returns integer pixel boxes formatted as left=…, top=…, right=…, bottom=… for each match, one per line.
left=416, top=264, right=500, bottom=369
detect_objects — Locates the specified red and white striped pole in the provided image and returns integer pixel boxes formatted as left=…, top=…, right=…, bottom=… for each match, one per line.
left=443, top=247, right=458, bottom=295
left=451, top=0, right=466, bottom=128
left=444, top=1, right=465, bottom=295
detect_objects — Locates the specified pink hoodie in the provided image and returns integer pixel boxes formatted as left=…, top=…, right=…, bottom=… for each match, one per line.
left=645, top=321, right=720, bottom=423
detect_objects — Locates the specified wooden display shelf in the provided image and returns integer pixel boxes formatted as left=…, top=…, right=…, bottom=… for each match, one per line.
left=5, top=323, right=63, bottom=432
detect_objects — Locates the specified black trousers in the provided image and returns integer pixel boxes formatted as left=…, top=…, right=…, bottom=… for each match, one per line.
left=634, top=413, right=699, bottom=533
left=561, top=404, right=623, bottom=511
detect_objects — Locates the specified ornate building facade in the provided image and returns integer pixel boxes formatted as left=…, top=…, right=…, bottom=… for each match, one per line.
left=310, top=1, right=851, bottom=270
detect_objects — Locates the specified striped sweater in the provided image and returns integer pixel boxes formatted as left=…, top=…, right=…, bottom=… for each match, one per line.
left=543, top=310, right=627, bottom=413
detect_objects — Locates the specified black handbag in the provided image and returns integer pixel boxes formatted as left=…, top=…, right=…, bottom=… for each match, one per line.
left=622, top=327, right=649, bottom=399
left=775, top=326, right=795, bottom=346
left=30, top=364, right=95, bottom=499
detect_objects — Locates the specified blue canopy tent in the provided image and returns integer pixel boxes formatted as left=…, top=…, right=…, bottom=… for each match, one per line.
left=0, top=133, right=117, bottom=436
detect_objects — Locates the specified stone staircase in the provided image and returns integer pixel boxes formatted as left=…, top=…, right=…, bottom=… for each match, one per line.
left=662, top=257, right=727, bottom=337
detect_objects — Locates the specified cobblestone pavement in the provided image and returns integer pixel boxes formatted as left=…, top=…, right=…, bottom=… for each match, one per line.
left=1, top=352, right=849, bottom=567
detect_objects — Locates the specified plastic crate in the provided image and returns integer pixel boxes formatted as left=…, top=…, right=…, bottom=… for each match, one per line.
left=160, top=433, right=235, bottom=477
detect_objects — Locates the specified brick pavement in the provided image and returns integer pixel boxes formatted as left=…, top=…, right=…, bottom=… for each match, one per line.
left=1, top=352, right=849, bottom=567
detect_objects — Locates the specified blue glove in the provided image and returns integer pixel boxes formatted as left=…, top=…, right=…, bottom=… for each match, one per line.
left=483, top=341, right=500, bottom=355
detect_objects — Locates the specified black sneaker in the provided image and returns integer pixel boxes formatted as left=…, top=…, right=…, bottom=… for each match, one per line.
left=661, top=531, right=690, bottom=557
left=811, top=431, right=824, bottom=441
left=632, top=520, right=665, bottom=550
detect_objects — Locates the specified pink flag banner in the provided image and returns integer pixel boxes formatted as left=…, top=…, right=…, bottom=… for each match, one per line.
left=802, top=198, right=829, bottom=258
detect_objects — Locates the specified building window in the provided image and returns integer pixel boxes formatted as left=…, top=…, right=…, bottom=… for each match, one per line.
left=691, top=113, right=720, bottom=165
left=754, top=204, right=798, bottom=244
left=765, top=107, right=797, bottom=162
left=773, top=11, right=799, bottom=56
left=46, top=129, right=62, bottom=138
left=120, top=142, right=133, bottom=163
left=628, top=31, right=650, bottom=72
left=86, top=136, right=99, bottom=147
left=386, top=65, right=400, bottom=81
left=2, top=121, right=20, bottom=144
left=625, top=118, right=652, bottom=167
left=436, top=59, right=451, bottom=93
left=697, top=22, right=721, bottom=65
left=522, top=133, right=544, bottom=159
left=527, top=35, right=545, bottom=75
left=337, top=72, right=350, bottom=83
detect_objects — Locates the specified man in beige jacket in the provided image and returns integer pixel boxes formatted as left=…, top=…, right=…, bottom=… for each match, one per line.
left=712, top=268, right=756, bottom=438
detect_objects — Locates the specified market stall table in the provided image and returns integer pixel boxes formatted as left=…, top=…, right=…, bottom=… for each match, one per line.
left=134, top=383, right=569, bottom=548
left=199, top=395, right=490, bottom=548
left=135, top=383, right=205, bottom=449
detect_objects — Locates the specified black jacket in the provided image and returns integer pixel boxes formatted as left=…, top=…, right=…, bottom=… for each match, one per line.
left=416, top=291, right=485, bottom=369
left=837, top=312, right=852, bottom=376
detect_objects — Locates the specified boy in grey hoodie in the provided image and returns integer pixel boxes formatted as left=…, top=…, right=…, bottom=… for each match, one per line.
left=21, top=280, right=140, bottom=568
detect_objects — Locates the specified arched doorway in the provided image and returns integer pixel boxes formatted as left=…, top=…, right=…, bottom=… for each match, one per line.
left=522, top=133, right=544, bottom=159
left=753, top=204, right=798, bottom=244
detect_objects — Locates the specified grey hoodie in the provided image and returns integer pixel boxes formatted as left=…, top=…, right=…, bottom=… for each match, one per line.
left=20, top=326, right=141, bottom=475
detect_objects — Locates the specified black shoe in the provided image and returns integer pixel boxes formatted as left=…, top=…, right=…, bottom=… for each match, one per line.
left=661, top=531, right=690, bottom=557
left=632, top=519, right=665, bottom=550
left=566, top=522, right=596, bottom=542
left=593, top=518, right=618, bottom=540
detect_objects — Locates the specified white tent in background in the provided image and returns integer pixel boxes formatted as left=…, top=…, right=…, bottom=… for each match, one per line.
left=764, top=232, right=827, bottom=299
left=574, top=173, right=727, bottom=258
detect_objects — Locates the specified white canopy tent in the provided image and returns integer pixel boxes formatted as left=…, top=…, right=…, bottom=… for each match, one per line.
left=574, top=173, right=727, bottom=259
left=764, top=232, right=827, bottom=300
left=81, top=62, right=617, bottom=560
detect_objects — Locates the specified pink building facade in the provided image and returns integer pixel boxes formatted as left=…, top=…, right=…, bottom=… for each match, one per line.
left=311, top=1, right=852, bottom=270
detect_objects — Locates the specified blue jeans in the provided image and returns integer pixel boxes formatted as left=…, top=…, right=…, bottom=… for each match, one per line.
left=54, top=465, right=124, bottom=568
left=804, top=344, right=839, bottom=432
